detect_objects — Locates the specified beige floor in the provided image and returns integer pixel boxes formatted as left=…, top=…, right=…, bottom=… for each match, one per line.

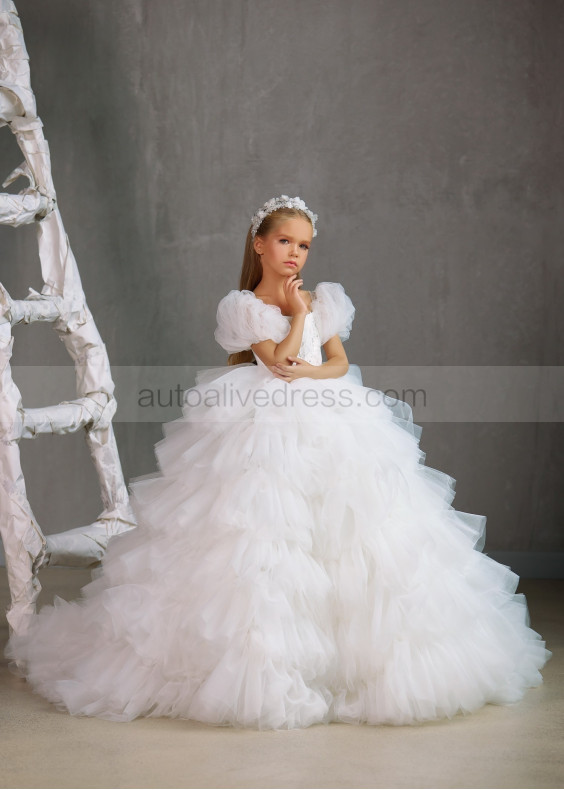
left=0, top=568, right=562, bottom=790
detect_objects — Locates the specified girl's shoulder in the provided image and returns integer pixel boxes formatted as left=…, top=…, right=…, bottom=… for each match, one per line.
left=311, top=281, right=354, bottom=316
left=311, top=281, right=355, bottom=344
left=214, top=288, right=291, bottom=353
left=311, top=281, right=350, bottom=301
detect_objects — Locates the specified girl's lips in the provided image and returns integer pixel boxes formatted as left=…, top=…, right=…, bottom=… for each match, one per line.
left=284, top=262, right=297, bottom=267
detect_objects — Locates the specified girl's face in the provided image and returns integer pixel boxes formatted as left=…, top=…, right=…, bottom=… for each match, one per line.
left=253, top=217, right=313, bottom=279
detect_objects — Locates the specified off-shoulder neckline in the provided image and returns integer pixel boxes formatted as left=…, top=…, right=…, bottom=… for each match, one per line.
left=246, top=286, right=318, bottom=319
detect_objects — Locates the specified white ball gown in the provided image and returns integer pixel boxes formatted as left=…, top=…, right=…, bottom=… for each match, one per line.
left=5, top=281, right=551, bottom=729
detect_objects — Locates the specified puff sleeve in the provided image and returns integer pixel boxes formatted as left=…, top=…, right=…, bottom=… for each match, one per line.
left=214, top=289, right=290, bottom=353
left=314, top=282, right=355, bottom=345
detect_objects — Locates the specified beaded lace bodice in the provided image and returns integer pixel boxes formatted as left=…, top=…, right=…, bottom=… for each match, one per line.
left=252, top=310, right=323, bottom=369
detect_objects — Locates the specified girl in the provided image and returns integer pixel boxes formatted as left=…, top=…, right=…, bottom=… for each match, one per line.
left=5, top=195, right=551, bottom=729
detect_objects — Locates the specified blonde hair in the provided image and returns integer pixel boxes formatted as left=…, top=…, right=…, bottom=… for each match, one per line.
left=226, top=206, right=315, bottom=365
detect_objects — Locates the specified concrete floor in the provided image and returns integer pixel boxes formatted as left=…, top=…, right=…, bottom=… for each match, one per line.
left=0, top=568, right=562, bottom=790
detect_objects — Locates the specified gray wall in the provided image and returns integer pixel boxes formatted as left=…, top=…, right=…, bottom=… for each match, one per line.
left=0, top=0, right=562, bottom=564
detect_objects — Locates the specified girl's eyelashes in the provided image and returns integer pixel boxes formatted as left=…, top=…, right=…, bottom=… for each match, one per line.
left=278, top=238, right=309, bottom=250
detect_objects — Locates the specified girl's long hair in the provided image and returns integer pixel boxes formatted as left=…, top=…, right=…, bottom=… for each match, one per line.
left=227, top=206, right=314, bottom=365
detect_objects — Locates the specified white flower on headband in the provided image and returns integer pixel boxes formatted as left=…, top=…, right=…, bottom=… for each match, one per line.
left=250, top=195, right=318, bottom=238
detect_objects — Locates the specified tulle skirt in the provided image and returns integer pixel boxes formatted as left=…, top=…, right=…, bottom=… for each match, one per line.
left=5, top=362, right=551, bottom=728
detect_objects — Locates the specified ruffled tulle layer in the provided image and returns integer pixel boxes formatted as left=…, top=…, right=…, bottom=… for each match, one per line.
left=5, top=363, right=551, bottom=729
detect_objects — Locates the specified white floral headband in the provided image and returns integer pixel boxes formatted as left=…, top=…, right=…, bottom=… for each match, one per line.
left=250, top=195, right=318, bottom=239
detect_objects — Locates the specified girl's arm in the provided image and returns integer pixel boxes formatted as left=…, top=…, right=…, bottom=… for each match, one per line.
left=306, top=357, right=349, bottom=379
left=251, top=311, right=308, bottom=368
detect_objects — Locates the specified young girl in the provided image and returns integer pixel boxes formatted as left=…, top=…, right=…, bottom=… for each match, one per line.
left=5, top=195, right=551, bottom=729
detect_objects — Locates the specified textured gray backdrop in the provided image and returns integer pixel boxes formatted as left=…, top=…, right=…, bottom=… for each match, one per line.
left=0, top=0, right=562, bottom=569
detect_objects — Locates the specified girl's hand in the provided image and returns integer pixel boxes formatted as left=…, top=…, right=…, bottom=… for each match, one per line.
left=271, top=356, right=313, bottom=382
left=283, top=274, right=308, bottom=316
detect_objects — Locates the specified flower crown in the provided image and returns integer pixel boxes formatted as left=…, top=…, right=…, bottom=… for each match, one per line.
left=250, top=195, right=318, bottom=239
